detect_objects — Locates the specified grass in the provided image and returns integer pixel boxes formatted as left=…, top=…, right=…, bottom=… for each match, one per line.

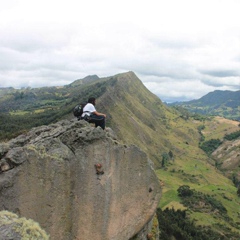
left=202, top=117, right=240, bottom=141
left=10, top=110, right=30, bottom=115
left=155, top=137, right=240, bottom=234
left=162, top=201, right=187, bottom=211
left=94, top=80, right=240, bottom=235
left=159, top=190, right=181, bottom=208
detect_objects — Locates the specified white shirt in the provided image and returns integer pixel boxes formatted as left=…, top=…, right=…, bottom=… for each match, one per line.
left=82, top=103, right=96, bottom=116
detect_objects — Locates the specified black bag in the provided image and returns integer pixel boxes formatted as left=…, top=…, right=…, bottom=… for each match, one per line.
left=82, top=114, right=91, bottom=122
left=73, top=103, right=86, bottom=119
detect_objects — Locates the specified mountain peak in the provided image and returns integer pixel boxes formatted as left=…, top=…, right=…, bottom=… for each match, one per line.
left=69, top=74, right=99, bottom=86
left=82, top=74, right=99, bottom=81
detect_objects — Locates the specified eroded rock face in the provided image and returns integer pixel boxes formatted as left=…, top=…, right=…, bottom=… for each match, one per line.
left=0, top=119, right=161, bottom=240
left=212, top=138, right=240, bottom=181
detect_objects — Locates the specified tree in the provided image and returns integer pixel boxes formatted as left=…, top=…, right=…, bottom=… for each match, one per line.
left=237, top=186, right=240, bottom=197
left=168, top=150, right=174, bottom=159
left=177, top=185, right=193, bottom=197
left=199, top=138, right=222, bottom=155
left=161, top=152, right=169, bottom=167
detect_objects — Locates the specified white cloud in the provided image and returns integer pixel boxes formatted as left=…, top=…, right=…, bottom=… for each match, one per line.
left=0, top=0, right=239, bottom=101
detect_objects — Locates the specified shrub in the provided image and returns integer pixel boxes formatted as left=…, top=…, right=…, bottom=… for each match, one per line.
left=177, top=185, right=194, bottom=197
left=237, top=186, right=240, bottom=197
left=177, top=186, right=227, bottom=215
left=156, top=208, right=235, bottom=240
left=224, top=130, right=240, bottom=141
left=199, top=139, right=222, bottom=155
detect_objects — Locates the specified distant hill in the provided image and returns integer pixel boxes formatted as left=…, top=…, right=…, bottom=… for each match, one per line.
left=69, top=74, right=100, bottom=87
left=0, top=87, right=15, bottom=98
left=0, top=72, right=240, bottom=238
left=169, top=90, right=240, bottom=120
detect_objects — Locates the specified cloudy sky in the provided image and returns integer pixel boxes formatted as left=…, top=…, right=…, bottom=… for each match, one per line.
left=0, top=0, right=239, bottom=102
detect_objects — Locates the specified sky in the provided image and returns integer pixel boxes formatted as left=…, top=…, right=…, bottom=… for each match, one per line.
left=0, top=0, right=239, bottom=102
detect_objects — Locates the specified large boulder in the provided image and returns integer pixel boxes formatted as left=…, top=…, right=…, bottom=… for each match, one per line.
left=0, top=119, right=161, bottom=240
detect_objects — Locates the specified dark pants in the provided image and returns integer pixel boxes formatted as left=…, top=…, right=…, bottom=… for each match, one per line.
left=89, top=114, right=105, bottom=130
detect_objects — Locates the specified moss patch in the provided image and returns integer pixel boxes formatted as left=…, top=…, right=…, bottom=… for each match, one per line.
left=0, top=210, right=49, bottom=240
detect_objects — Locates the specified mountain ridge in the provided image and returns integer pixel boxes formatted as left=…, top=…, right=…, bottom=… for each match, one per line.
left=0, top=71, right=240, bottom=238
left=169, top=89, right=240, bottom=120
left=69, top=74, right=100, bottom=87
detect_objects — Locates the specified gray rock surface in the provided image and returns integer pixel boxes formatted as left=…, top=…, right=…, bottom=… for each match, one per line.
left=0, top=119, right=161, bottom=240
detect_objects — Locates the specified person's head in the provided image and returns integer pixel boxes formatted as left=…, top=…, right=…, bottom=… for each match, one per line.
left=88, top=97, right=96, bottom=105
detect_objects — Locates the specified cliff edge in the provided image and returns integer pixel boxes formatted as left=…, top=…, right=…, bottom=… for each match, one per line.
left=0, top=120, right=161, bottom=240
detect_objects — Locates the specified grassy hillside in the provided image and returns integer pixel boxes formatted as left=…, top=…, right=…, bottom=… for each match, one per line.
left=81, top=72, right=240, bottom=236
left=0, top=76, right=111, bottom=140
left=0, top=71, right=239, bottom=237
left=97, top=72, right=240, bottom=237
left=201, top=117, right=240, bottom=184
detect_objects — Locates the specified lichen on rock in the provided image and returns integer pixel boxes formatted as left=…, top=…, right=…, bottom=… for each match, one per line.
left=0, top=210, right=49, bottom=240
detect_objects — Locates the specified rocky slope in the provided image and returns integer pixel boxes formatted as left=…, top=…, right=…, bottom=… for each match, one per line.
left=0, top=119, right=161, bottom=240
left=212, top=138, right=240, bottom=180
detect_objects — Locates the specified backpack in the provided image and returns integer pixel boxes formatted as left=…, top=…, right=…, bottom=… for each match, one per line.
left=73, top=103, right=86, bottom=119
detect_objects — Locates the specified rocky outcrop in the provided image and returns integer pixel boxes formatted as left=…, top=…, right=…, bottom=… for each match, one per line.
left=212, top=138, right=240, bottom=181
left=0, top=119, right=161, bottom=240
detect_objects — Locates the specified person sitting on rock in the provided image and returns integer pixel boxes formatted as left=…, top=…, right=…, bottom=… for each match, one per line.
left=81, top=97, right=106, bottom=130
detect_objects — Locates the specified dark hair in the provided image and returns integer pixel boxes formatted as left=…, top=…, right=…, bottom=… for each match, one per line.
left=88, top=97, right=96, bottom=105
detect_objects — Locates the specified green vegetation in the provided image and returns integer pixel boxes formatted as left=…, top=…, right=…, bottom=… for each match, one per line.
left=161, top=151, right=174, bottom=167
left=199, top=139, right=222, bottom=155
left=0, top=77, right=112, bottom=141
left=237, top=186, right=240, bottom=197
left=197, top=124, right=205, bottom=142
left=177, top=185, right=227, bottom=215
left=0, top=109, right=68, bottom=140
left=224, top=130, right=240, bottom=141
left=157, top=208, right=240, bottom=240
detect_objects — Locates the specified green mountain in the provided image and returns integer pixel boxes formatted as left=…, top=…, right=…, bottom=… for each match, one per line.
left=169, top=90, right=240, bottom=121
left=0, top=75, right=107, bottom=139
left=0, top=72, right=240, bottom=238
